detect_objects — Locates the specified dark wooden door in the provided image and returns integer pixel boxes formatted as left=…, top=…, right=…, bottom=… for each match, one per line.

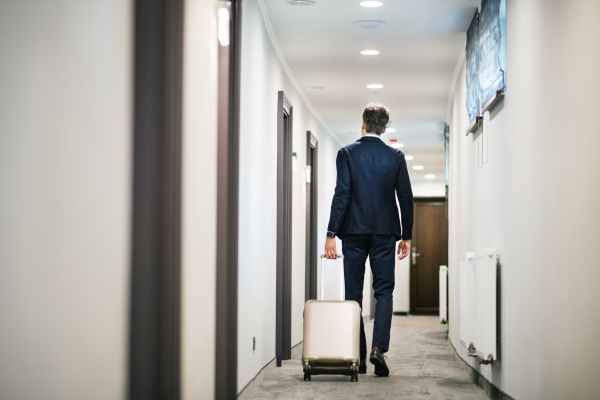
left=410, top=199, right=448, bottom=315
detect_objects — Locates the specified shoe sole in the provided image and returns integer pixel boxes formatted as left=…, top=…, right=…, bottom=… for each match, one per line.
left=369, top=355, right=389, bottom=377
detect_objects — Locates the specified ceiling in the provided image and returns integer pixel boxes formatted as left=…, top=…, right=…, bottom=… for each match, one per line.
left=263, top=0, right=479, bottom=183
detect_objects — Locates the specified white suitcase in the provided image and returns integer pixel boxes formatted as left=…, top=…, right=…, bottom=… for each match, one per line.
left=302, top=254, right=361, bottom=382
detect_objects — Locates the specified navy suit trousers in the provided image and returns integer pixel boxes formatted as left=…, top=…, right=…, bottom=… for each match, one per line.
left=342, top=234, right=396, bottom=360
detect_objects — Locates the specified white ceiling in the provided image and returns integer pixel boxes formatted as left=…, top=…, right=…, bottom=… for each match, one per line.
left=263, top=0, right=479, bottom=182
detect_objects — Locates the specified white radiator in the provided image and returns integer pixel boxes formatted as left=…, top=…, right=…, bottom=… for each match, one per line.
left=459, top=253, right=476, bottom=353
left=439, top=266, right=448, bottom=323
left=475, top=249, right=497, bottom=362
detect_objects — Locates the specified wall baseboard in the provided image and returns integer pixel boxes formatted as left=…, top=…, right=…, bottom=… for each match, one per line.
left=393, top=311, right=408, bottom=316
left=238, top=341, right=303, bottom=399
left=449, top=340, right=515, bottom=400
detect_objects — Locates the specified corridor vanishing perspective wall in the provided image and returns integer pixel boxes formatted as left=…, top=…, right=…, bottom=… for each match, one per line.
left=237, top=0, right=342, bottom=392
left=0, top=1, right=132, bottom=399
left=180, top=0, right=220, bottom=399
left=447, top=0, right=600, bottom=399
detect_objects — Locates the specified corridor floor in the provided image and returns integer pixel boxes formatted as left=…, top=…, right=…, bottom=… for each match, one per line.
left=244, top=316, right=489, bottom=400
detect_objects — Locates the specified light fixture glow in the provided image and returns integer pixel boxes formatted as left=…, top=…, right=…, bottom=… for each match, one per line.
left=405, top=155, right=413, bottom=160
left=361, top=50, right=380, bottom=55
left=286, top=0, right=316, bottom=5
left=354, top=20, right=386, bottom=29
left=218, top=8, right=230, bottom=46
left=367, top=84, right=383, bottom=89
left=425, top=174, right=435, bottom=179
left=412, top=165, right=424, bottom=170
left=386, top=128, right=396, bottom=132
left=390, top=143, right=404, bottom=148
left=305, top=165, right=312, bottom=183
left=360, top=1, right=383, bottom=7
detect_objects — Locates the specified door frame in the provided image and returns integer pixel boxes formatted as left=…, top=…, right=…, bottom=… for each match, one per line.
left=305, top=132, right=318, bottom=302
left=215, top=1, right=242, bottom=398
left=129, top=0, right=184, bottom=398
left=409, top=197, right=447, bottom=316
left=276, top=91, right=293, bottom=366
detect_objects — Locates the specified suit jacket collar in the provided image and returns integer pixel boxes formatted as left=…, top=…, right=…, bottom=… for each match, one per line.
left=358, top=136, right=382, bottom=143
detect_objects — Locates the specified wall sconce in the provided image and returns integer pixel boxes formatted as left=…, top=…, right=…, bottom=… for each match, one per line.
left=292, top=152, right=297, bottom=171
left=218, top=8, right=230, bottom=46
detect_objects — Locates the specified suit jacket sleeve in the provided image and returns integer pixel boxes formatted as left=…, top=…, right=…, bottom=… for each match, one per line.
left=327, top=149, right=351, bottom=234
left=396, top=154, right=414, bottom=240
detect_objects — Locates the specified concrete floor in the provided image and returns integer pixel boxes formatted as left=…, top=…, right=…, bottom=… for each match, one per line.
left=244, top=315, right=489, bottom=400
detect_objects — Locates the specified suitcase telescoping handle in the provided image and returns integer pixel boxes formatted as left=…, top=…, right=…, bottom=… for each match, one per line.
left=319, top=254, right=345, bottom=301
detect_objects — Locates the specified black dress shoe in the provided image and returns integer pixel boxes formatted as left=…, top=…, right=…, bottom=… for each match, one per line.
left=358, top=359, right=367, bottom=374
left=369, top=346, right=389, bottom=377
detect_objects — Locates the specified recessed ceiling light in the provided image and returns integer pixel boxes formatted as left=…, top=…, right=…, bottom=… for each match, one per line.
left=311, top=86, right=328, bottom=89
left=386, top=128, right=396, bottom=132
left=360, top=50, right=380, bottom=55
left=412, top=165, right=424, bottom=170
left=367, top=84, right=383, bottom=89
left=286, top=0, right=316, bottom=5
left=425, top=174, right=435, bottom=179
left=354, top=20, right=386, bottom=29
left=405, top=155, right=413, bottom=160
left=390, top=143, right=404, bottom=148
left=360, top=1, right=383, bottom=7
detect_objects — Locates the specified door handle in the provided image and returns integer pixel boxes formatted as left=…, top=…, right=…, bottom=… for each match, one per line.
left=412, top=247, right=420, bottom=265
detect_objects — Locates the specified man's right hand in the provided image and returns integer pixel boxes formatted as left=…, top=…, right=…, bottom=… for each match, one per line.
left=397, top=240, right=410, bottom=260
left=325, top=237, right=338, bottom=259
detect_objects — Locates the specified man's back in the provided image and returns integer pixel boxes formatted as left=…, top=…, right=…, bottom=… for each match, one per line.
left=327, top=136, right=413, bottom=241
left=324, top=103, right=414, bottom=377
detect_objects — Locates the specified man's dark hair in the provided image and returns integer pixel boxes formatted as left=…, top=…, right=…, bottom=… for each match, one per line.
left=362, top=103, right=390, bottom=135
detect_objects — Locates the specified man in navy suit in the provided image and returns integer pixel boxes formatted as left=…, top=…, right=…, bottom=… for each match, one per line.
left=324, top=103, right=413, bottom=377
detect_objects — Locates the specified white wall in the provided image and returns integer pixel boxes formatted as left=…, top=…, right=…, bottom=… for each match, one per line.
left=180, top=1, right=219, bottom=399
left=412, top=180, right=446, bottom=197
left=0, top=1, right=132, bottom=399
left=237, top=0, right=342, bottom=391
left=448, top=1, right=600, bottom=399
left=316, top=132, right=345, bottom=307
left=393, top=179, right=446, bottom=314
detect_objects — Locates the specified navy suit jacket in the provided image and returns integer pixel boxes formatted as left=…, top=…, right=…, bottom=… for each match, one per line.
left=327, top=136, right=414, bottom=241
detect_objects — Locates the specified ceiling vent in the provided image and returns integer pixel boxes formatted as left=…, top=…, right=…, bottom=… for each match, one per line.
left=286, top=0, right=316, bottom=5
left=354, top=20, right=386, bottom=29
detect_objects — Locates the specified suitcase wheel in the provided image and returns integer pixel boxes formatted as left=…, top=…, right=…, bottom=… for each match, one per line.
left=303, top=363, right=311, bottom=381
left=350, top=364, right=358, bottom=382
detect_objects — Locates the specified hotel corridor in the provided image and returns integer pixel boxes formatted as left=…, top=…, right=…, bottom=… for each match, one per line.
left=1, top=0, right=600, bottom=399
left=242, top=316, right=489, bottom=400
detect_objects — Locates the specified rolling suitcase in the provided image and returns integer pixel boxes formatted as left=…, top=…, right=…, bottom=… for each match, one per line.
left=302, top=254, right=361, bottom=382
